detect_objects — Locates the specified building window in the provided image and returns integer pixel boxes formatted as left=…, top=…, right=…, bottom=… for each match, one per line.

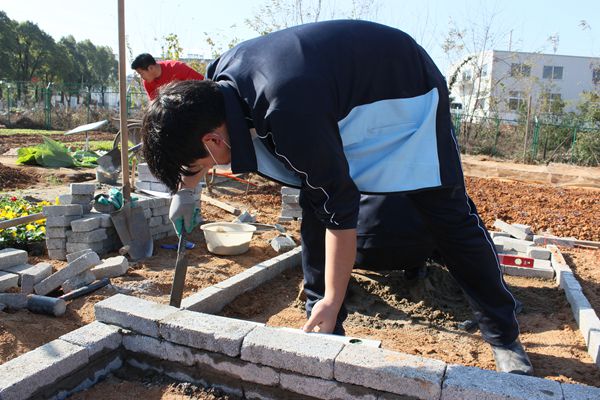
left=508, top=91, right=527, bottom=111
left=593, top=67, right=600, bottom=84
left=462, top=68, right=472, bottom=81
left=474, top=98, right=486, bottom=110
left=511, top=63, right=531, bottom=77
left=481, top=64, right=488, bottom=77
left=540, top=92, right=563, bottom=113
left=543, top=65, right=563, bottom=80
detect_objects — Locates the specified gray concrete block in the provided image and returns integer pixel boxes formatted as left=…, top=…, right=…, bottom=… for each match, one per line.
left=151, top=205, right=170, bottom=216
left=68, top=228, right=108, bottom=243
left=123, top=334, right=279, bottom=387
left=159, top=310, right=261, bottom=357
left=335, top=345, right=445, bottom=399
left=562, top=382, right=600, bottom=400
left=503, top=264, right=554, bottom=279
left=281, top=186, right=300, bottom=195
left=280, top=371, right=377, bottom=400
left=137, top=163, right=152, bottom=176
left=241, top=326, right=345, bottom=379
left=42, top=204, right=83, bottom=217
left=46, top=238, right=67, bottom=250
left=281, top=194, right=299, bottom=203
left=579, top=309, right=600, bottom=348
left=560, top=271, right=582, bottom=291
left=499, top=237, right=534, bottom=253
left=71, top=215, right=102, bottom=232
left=137, top=171, right=162, bottom=183
left=20, top=273, right=35, bottom=294
left=94, top=294, right=178, bottom=337
left=66, top=249, right=94, bottom=263
left=47, top=248, right=67, bottom=260
left=440, top=364, right=562, bottom=400
left=137, top=180, right=170, bottom=192
left=45, top=227, right=70, bottom=238
left=527, top=246, right=551, bottom=260
left=91, top=256, right=129, bottom=279
left=143, top=207, right=152, bottom=219
left=96, top=213, right=113, bottom=227
left=70, top=182, right=96, bottom=195
left=588, top=328, right=600, bottom=366
left=0, top=271, right=19, bottom=292
left=493, top=219, right=534, bottom=240
left=58, top=193, right=93, bottom=205
left=34, top=251, right=100, bottom=295
left=533, top=235, right=575, bottom=247
left=489, top=231, right=511, bottom=239
left=148, top=216, right=163, bottom=227
left=0, top=248, right=28, bottom=269
left=181, top=286, right=232, bottom=313
left=2, top=262, right=52, bottom=285
left=0, top=339, right=88, bottom=400
left=66, top=240, right=105, bottom=254
left=60, top=321, right=122, bottom=358
left=62, top=270, right=96, bottom=293
left=0, top=293, right=27, bottom=309
left=46, top=215, right=80, bottom=227
left=278, top=327, right=381, bottom=348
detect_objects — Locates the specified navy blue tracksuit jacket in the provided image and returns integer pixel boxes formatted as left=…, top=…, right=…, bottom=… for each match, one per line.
left=207, top=20, right=519, bottom=345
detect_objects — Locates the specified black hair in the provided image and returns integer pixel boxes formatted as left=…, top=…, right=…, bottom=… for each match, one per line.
left=142, top=80, right=226, bottom=193
left=131, top=53, right=156, bottom=70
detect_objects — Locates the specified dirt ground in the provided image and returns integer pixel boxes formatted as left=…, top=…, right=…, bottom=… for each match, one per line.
left=1, top=139, right=599, bottom=395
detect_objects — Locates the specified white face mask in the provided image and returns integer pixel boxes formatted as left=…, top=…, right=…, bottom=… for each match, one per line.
left=204, top=136, right=231, bottom=169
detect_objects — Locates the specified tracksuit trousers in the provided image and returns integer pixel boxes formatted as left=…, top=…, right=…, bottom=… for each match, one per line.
left=299, top=185, right=520, bottom=347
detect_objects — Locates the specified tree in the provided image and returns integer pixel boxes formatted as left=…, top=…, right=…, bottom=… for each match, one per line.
left=0, top=11, right=17, bottom=80
left=245, top=0, right=378, bottom=36
left=161, top=33, right=183, bottom=60
left=11, top=21, right=57, bottom=83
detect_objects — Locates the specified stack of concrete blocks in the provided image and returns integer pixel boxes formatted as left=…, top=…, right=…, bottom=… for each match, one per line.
left=134, top=194, right=176, bottom=241
left=0, top=248, right=52, bottom=294
left=43, top=202, right=84, bottom=261
left=279, top=186, right=301, bottom=222
left=58, top=183, right=95, bottom=214
left=136, top=163, right=171, bottom=193
left=491, top=219, right=554, bottom=279
left=136, top=163, right=204, bottom=196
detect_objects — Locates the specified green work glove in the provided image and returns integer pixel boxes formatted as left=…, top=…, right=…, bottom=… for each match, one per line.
left=169, top=188, right=201, bottom=235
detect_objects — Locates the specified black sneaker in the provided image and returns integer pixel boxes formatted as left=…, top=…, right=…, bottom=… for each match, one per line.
left=491, top=339, right=533, bottom=375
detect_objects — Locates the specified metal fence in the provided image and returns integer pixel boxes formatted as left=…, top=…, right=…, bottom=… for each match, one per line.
left=452, top=112, right=600, bottom=166
left=0, top=81, right=148, bottom=130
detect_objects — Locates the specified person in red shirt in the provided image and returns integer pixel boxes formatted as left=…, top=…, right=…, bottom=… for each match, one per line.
left=131, top=53, right=204, bottom=100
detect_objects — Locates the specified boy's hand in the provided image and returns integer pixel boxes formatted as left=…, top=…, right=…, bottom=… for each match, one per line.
left=302, top=298, right=339, bottom=333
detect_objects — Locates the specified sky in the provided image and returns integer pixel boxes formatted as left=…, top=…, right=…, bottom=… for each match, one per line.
left=1, top=0, right=599, bottom=75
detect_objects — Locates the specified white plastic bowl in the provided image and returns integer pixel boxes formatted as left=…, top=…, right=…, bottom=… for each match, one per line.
left=200, top=222, right=257, bottom=255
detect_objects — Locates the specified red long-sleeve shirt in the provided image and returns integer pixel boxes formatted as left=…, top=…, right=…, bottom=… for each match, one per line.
left=143, top=60, right=204, bottom=100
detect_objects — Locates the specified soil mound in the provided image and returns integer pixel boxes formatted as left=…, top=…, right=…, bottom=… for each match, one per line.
left=0, top=162, right=38, bottom=190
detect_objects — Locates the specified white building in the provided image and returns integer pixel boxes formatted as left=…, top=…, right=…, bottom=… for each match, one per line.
left=448, top=50, right=600, bottom=121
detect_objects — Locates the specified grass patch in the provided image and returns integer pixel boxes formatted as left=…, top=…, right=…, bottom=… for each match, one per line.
left=68, top=141, right=114, bottom=152
left=0, top=128, right=64, bottom=135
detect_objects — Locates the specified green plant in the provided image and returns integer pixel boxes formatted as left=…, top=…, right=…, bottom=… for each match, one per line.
left=0, top=196, right=49, bottom=249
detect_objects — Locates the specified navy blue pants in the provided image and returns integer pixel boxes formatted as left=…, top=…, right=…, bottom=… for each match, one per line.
left=299, top=185, right=520, bottom=346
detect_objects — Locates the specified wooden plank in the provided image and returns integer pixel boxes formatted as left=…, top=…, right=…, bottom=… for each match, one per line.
left=201, top=195, right=241, bottom=216
left=0, top=212, right=44, bottom=230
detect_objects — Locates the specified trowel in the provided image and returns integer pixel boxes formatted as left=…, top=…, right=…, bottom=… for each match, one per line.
left=169, top=231, right=189, bottom=307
